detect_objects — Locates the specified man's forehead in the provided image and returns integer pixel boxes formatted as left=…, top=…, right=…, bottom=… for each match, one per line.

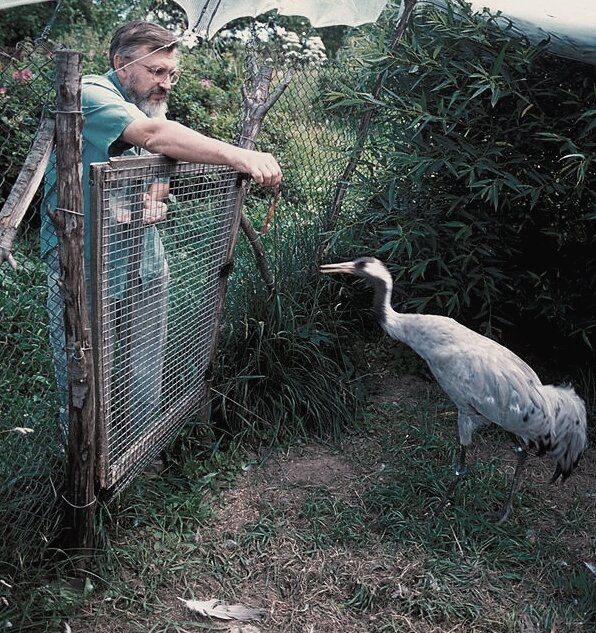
left=137, top=44, right=179, bottom=65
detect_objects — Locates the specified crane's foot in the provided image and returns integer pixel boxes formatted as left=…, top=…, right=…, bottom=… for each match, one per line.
left=428, top=445, right=468, bottom=519
left=496, top=499, right=513, bottom=525
left=430, top=468, right=466, bottom=518
left=495, top=443, right=526, bottom=525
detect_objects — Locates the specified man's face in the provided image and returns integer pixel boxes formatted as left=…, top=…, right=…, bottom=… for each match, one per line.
left=116, top=46, right=179, bottom=118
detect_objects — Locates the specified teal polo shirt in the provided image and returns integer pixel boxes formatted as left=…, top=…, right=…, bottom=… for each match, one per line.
left=41, top=72, right=165, bottom=298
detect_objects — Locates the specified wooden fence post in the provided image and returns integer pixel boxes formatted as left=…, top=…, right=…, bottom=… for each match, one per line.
left=52, top=49, right=97, bottom=557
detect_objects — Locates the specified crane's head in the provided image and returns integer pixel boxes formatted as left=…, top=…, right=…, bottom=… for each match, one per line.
left=320, top=257, right=392, bottom=285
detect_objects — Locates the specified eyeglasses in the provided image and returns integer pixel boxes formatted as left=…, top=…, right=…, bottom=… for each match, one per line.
left=136, top=62, right=181, bottom=85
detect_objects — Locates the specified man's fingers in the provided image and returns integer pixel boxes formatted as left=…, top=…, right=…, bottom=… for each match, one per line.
left=143, top=200, right=167, bottom=224
left=239, top=150, right=282, bottom=187
left=251, top=164, right=282, bottom=187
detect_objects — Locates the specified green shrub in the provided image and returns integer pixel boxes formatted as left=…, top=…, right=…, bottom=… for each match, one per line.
left=212, top=281, right=360, bottom=447
left=168, top=44, right=244, bottom=140
left=331, top=0, right=595, bottom=356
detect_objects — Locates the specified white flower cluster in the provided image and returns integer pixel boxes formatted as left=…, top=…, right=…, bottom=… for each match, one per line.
left=218, top=21, right=327, bottom=64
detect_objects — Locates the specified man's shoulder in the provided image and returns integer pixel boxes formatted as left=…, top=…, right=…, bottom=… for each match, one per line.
left=83, top=73, right=119, bottom=90
left=82, top=74, right=124, bottom=101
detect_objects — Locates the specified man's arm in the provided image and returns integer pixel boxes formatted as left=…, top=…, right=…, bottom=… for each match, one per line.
left=121, top=118, right=282, bottom=187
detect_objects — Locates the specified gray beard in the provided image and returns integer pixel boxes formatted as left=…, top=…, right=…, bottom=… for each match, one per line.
left=127, top=76, right=169, bottom=118
left=136, top=98, right=168, bottom=118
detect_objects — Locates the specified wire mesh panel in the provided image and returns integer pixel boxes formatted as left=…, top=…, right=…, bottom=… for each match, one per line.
left=91, top=155, right=240, bottom=492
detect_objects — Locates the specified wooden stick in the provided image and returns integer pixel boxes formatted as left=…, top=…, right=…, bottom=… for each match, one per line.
left=52, top=50, right=97, bottom=559
left=0, top=117, right=55, bottom=269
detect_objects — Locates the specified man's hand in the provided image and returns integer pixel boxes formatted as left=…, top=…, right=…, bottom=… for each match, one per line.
left=142, top=181, right=169, bottom=224
left=230, top=149, right=282, bottom=187
left=143, top=195, right=167, bottom=224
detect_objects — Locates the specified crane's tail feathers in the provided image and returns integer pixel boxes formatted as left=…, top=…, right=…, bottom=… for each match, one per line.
left=540, top=384, right=588, bottom=484
left=549, top=452, right=584, bottom=484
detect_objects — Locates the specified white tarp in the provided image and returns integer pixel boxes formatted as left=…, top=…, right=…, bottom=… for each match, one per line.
left=0, top=0, right=51, bottom=8
left=173, top=0, right=390, bottom=39
left=470, top=0, right=596, bottom=64
left=431, top=0, right=596, bottom=64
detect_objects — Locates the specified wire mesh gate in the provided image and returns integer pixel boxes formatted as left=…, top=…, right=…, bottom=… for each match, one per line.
left=90, top=154, right=240, bottom=492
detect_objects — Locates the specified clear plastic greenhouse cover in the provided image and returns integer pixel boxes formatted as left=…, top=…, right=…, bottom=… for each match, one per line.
left=466, top=0, right=596, bottom=64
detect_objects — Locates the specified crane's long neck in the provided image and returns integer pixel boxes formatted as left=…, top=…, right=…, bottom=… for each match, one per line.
left=371, top=275, right=403, bottom=340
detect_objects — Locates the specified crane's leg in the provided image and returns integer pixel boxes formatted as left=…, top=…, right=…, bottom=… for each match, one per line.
left=496, top=442, right=527, bottom=525
left=432, top=444, right=467, bottom=517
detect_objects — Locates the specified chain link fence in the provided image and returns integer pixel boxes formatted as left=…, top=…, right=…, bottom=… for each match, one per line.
left=0, top=19, right=362, bottom=578
left=0, top=35, right=63, bottom=579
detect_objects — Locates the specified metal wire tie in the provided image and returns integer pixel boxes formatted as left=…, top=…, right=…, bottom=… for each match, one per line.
left=54, top=207, right=84, bottom=216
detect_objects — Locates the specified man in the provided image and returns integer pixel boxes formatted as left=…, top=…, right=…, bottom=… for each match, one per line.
left=42, top=21, right=282, bottom=439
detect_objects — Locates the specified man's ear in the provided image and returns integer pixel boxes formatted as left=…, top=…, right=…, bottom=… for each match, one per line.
left=113, top=54, right=127, bottom=77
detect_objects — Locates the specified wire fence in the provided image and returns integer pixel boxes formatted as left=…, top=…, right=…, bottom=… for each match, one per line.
left=0, top=22, right=361, bottom=577
left=0, top=35, right=62, bottom=579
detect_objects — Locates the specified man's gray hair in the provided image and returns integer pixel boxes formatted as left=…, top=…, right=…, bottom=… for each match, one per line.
left=109, top=21, right=179, bottom=68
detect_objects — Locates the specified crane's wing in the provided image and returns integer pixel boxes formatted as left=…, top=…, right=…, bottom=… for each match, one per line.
left=411, top=317, right=553, bottom=438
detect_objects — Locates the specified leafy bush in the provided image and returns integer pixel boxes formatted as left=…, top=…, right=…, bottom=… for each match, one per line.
left=168, top=44, right=244, bottom=140
left=332, top=1, right=595, bottom=358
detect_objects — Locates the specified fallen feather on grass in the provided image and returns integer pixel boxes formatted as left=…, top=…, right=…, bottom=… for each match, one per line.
left=178, top=597, right=267, bottom=621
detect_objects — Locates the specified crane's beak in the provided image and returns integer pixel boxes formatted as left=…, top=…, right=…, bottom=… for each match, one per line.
left=320, top=261, right=357, bottom=275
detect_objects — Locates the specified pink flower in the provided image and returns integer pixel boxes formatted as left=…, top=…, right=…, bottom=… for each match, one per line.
left=0, top=87, right=6, bottom=97
left=11, top=69, right=33, bottom=82
left=199, top=78, right=213, bottom=88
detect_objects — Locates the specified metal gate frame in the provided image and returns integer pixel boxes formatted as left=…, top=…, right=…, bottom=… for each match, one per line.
left=90, top=154, right=244, bottom=491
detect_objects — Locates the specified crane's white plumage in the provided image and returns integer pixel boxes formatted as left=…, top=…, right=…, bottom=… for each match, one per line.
left=321, top=257, right=588, bottom=518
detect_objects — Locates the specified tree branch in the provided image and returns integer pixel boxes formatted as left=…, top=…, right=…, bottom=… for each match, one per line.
left=316, top=0, right=418, bottom=264
left=237, top=58, right=293, bottom=296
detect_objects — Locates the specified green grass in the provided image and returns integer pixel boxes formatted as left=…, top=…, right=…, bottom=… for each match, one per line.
left=2, top=375, right=593, bottom=632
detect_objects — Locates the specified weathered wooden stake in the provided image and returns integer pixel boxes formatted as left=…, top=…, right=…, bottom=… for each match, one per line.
left=52, top=50, right=97, bottom=558
left=0, top=117, right=55, bottom=269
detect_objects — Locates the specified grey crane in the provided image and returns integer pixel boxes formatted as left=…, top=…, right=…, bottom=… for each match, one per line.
left=321, top=256, right=588, bottom=522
